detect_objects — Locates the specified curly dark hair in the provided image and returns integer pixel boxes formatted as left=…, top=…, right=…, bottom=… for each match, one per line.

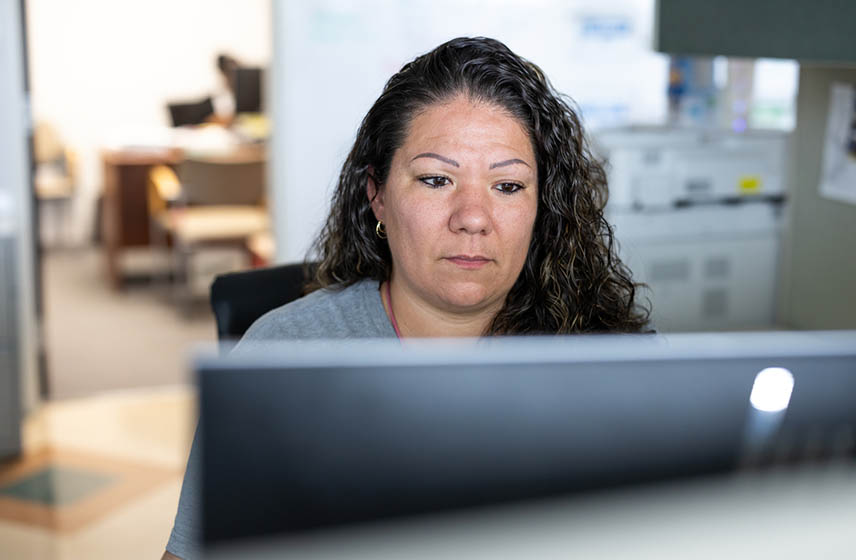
left=309, top=36, right=649, bottom=334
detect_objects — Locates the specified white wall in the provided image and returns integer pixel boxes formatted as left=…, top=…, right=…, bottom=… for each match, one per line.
left=272, top=0, right=668, bottom=262
left=26, top=0, right=272, bottom=244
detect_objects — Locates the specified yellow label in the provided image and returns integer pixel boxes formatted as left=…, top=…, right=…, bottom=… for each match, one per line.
left=739, top=175, right=762, bottom=194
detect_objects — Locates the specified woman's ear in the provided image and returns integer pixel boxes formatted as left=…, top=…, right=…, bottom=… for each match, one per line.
left=366, top=166, right=384, bottom=221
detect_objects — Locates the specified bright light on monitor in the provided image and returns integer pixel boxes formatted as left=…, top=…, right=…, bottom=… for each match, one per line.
left=750, top=367, right=795, bottom=412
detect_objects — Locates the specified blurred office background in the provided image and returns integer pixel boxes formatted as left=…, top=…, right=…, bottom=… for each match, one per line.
left=1, top=0, right=855, bottom=558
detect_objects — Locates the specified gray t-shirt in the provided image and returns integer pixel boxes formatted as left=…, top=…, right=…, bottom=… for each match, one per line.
left=165, top=279, right=396, bottom=559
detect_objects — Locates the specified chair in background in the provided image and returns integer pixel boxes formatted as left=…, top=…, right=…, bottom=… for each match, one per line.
left=148, top=153, right=269, bottom=305
left=209, top=262, right=317, bottom=341
left=33, top=121, right=77, bottom=248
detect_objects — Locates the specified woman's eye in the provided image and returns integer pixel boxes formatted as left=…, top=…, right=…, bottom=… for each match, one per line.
left=419, top=176, right=450, bottom=188
left=495, top=182, right=524, bottom=194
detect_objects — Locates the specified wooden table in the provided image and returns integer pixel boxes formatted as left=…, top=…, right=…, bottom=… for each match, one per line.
left=101, top=147, right=182, bottom=289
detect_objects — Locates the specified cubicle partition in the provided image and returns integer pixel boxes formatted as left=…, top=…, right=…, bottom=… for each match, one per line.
left=0, top=0, right=37, bottom=459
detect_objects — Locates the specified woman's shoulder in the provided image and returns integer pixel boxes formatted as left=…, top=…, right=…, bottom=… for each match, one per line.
left=237, top=278, right=394, bottom=343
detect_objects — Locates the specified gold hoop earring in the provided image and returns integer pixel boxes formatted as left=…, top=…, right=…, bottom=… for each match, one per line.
left=375, top=220, right=387, bottom=239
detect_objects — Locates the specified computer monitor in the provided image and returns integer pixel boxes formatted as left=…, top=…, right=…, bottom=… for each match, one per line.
left=196, top=331, right=856, bottom=556
left=234, top=67, right=263, bottom=114
left=168, top=97, right=215, bottom=127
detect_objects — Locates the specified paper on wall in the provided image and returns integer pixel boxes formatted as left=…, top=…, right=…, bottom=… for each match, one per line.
left=819, top=82, right=856, bottom=205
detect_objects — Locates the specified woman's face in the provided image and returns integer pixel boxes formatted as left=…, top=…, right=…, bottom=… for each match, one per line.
left=369, top=96, right=538, bottom=317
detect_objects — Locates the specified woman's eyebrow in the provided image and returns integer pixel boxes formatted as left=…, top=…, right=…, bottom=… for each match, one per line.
left=411, top=153, right=531, bottom=170
left=490, top=158, right=531, bottom=169
left=411, top=152, right=460, bottom=167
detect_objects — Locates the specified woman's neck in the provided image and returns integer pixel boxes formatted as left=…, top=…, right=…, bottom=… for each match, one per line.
left=381, top=280, right=497, bottom=338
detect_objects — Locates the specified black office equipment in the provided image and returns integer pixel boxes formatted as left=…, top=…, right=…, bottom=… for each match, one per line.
left=197, top=332, right=856, bottom=552
left=234, top=67, right=263, bottom=113
left=168, top=97, right=215, bottom=127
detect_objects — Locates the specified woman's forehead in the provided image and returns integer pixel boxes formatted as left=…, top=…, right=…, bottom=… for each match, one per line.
left=398, top=97, right=534, bottom=162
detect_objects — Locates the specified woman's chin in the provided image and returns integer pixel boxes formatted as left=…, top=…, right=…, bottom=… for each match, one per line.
left=435, top=284, right=502, bottom=314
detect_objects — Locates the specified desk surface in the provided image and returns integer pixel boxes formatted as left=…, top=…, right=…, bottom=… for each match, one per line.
left=207, top=465, right=856, bottom=560
left=102, top=143, right=265, bottom=165
left=101, top=147, right=182, bottom=166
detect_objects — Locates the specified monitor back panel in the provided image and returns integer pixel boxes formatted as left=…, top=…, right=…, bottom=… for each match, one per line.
left=198, top=335, right=856, bottom=545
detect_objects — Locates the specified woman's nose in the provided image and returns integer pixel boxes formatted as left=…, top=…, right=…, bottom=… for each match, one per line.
left=448, top=185, right=492, bottom=235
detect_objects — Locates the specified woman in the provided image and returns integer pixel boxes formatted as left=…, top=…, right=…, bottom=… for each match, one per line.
left=247, top=36, right=646, bottom=342
left=164, top=36, right=648, bottom=559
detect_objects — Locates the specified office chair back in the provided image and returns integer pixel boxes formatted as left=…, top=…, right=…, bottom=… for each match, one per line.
left=178, top=157, right=265, bottom=207
left=210, top=262, right=317, bottom=341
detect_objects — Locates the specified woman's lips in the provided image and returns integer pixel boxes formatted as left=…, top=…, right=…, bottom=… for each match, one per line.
left=445, top=255, right=492, bottom=269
